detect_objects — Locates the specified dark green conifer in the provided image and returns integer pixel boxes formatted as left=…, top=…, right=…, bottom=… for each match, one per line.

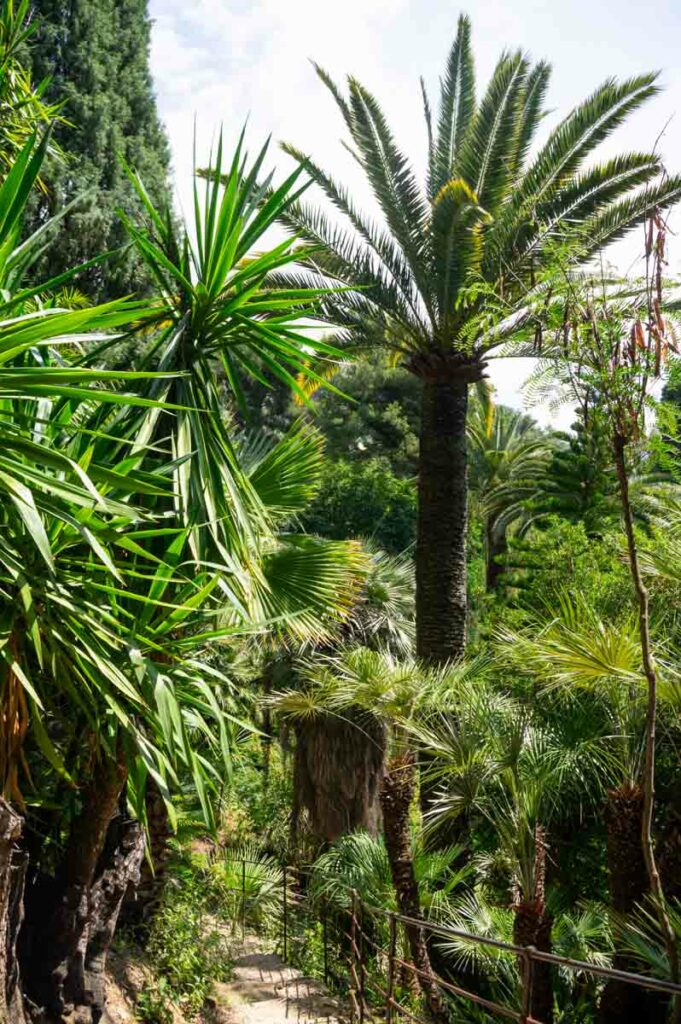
left=27, top=0, right=171, bottom=298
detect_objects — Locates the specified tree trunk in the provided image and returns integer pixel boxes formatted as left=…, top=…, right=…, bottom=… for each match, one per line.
left=485, top=521, right=507, bottom=591
left=294, top=712, right=386, bottom=843
left=380, top=752, right=447, bottom=1024
left=613, top=435, right=680, bottom=1018
left=415, top=368, right=470, bottom=666
left=512, top=825, right=553, bottom=1024
left=513, top=904, right=554, bottom=1024
left=599, top=784, right=649, bottom=1024
left=0, top=799, right=28, bottom=1024
left=26, top=746, right=129, bottom=1022
left=120, top=778, right=171, bottom=933
left=80, top=815, right=145, bottom=1018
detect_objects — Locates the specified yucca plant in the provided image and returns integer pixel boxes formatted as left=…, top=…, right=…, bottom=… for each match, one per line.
left=278, top=14, right=681, bottom=666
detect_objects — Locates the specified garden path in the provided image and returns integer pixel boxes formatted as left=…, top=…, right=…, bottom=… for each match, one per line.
left=211, top=937, right=346, bottom=1024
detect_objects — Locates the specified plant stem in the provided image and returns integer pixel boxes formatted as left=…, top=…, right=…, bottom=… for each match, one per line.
left=613, top=433, right=680, bottom=1007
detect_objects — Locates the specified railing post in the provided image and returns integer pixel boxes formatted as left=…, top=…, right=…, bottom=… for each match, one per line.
left=323, top=899, right=329, bottom=985
left=350, top=889, right=360, bottom=1023
left=385, top=912, right=397, bottom=1023
left=282, top=865, right=288, bottom=961
left=356, top=892, right=366, bottom=1023
left=520, top=945, right=535, bottom=1024
left=241, top=859, right=246, bottom=941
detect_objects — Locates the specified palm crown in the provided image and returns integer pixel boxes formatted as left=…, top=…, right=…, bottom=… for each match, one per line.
left=282, top=15, right=681, bottom=373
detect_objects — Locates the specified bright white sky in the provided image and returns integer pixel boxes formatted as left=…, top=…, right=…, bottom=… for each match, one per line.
left=147, top=0, right=681, bottom=428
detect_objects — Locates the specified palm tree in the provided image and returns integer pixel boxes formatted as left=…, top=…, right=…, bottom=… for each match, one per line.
left=498, top=595, right=666, bottom=1023
left=467, top=400, right=552, bottom=589
left=420, top=669, right=610, bottom=1024
left=253, top=545, right=413, bottom=847
left=278, top=15, right=681, bottom=664
left=272, top=649, right=483, bottom=1022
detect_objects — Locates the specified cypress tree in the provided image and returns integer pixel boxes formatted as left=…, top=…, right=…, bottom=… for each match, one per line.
left=27, top=0, right=171, bottom=299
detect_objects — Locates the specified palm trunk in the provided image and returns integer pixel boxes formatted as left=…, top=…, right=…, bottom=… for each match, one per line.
left=0, top=799, right=27, bottom=1024
left=380, top=752, right=447, bottom=1023
left=513, top=906, right=553, bottom=1024
left=613, top=435, right=680, bottom=1015
left=599, top=784, right=649, bottom=1024
left=294, top=713, right=386, bottom=843
left=415, top=371, right=469, bottom=666
left=512, top=825, right=553, bottom=1024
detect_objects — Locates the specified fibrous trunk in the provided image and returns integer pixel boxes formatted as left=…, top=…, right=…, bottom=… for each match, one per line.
left=380, top=752, right=447, bottom=1023
left=599, top=784, right=650, bottom=1024
left=415, top=371, right=469, bottom=666
left=512, top=825, right=553, bottom=1024
left=294, top=711, right=386, bottom=843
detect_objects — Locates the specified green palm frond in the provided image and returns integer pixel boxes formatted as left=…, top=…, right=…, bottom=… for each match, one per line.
left=283, top=23, right=673, bottom=373
left=429, top=13, right=476, bottom=198
left=347, top=78, right=431, bottom=295
left=508, top=73, right=659, bottom=218
left=455, top=51, right=528, bottom=213
left=497, top=593, right=643, bottom=688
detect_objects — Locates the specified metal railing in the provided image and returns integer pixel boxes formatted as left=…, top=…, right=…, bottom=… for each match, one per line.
left=216, top=854, right=681, bottom=1023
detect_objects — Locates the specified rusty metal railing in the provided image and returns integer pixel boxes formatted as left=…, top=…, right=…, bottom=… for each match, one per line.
left=215, top=853, right=681, bottom=1023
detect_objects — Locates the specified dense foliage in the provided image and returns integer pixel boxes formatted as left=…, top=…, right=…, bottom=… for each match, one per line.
left=0, top=6, right=680, bottom=1024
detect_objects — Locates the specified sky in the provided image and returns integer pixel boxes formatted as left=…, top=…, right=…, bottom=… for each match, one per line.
left=147, top=0, right=681, bottom=427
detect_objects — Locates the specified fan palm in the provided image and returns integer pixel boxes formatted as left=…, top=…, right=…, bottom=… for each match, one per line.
left=420, top=671, right=611, bottom=1024
left=272, top=649, right=484, bottom=1022
left=497, top=594, right=668, bottom=1023
left=278, top=15, right=681, bottom=665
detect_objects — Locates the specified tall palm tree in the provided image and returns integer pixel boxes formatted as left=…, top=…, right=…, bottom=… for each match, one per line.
left=278, top=15, right=681, bottom=664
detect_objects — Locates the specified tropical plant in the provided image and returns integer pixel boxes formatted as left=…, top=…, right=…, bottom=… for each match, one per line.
left=534, top=237, right=681, bottom=1015
left=0, top=0, right=60, bottom=175
left=272, top=649, right=484, bottom=1022
left=419, top=666, right=612, bottom=1024
left=0, top=119, right=368, bottom=1021
left=212, top=843, right=285, bottom=934
left=309, top=829, right=469, bottom=923
left=467, top=400, right=551, bottom=588
left=277, top=14, right=681, bottom=666
left=498, top=592, right=676, bottom=1022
